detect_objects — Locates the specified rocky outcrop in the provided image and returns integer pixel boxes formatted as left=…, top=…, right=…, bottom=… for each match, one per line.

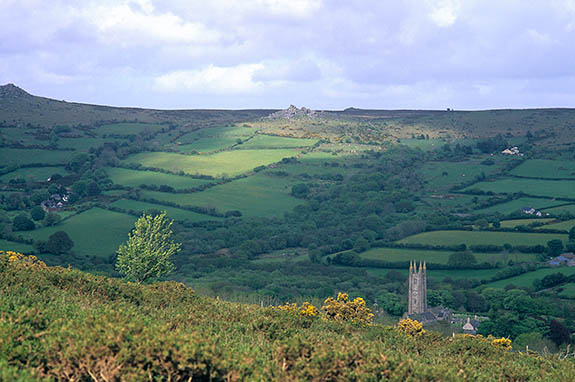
left=0, top=83, right=32, bottom=100
left=266, top=105, right=317, bottom=119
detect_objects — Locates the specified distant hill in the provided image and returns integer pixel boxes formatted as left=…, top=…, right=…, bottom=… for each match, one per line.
left=0, top=83, right=272, bottom=127
left=1, top=253, right=574, bottom=381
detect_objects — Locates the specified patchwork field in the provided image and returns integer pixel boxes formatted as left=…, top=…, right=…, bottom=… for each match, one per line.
left=0, top=166, right=66, bottom=182
left=510, top=159, right=575, bottom=179
left=397, top=230, right=568, bottom=247
left=0, top=239, right=34, bottom=253
left=486, top=267, right=575, bottom=288
left=475, top=197, right=567, bottom=215
left=105, top=167, right=212, bottom=189
left=499, top=218, right=554, bottom=228
left=358, top=247, right=536, bottom=264
left=177, top=137, right=240, bottom=153
left=122, top=149, right=299, bottom=177
left=539, top=219, right=575, bottom=231
left=176, top=126, right=256, bottom=144
left=421, top=159, right=506, bottom=192
left=239, top=135, right=318, bottom=149
left=22, top=208, right=136, bottom=258
left=465, top=178, right=575, bottom=199
left=139, top=174, right=301, bottom=217
left=110, top=199, right=222, bottom=222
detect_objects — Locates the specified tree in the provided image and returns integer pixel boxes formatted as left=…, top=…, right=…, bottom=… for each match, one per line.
left=447, top=251, right=477, bottom=268
left=547, top=239, right=564, bottom=256
left=116, top=212, right=181, bottom=284
left=35, top=231, right=74, bottom=254
left=569, top=225, right=575, bottom=241
left=43, top=212, right=61, bottom=226
left=548, top=319, right=571, bottom=346
left=13, top=214, right=35, bottom=231
left=30, top=206, right=46, bottom=221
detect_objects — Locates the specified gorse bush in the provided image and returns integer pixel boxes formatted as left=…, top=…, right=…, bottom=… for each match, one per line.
left=1, top=251, right=575, bottom=381
left=397, top=318, right=426, bottom=337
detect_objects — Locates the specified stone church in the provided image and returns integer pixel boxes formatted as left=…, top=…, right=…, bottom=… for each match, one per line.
left=407, top=261, right=451, bottom=325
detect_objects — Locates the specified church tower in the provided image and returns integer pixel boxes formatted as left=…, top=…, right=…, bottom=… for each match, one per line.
left=408, top=261, right=427, bottom=315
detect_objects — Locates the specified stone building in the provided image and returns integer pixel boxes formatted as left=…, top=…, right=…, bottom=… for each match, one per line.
left=408, top=261, right=427, bottom=315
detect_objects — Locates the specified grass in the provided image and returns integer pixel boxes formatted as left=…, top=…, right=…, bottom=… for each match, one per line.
left=358, top=247, right=536, bottom=264
left=421, top=158, right=506, bottom=193
left=57, top=137, right=126, bottom=151
left=539, top=219, right=575, bottom=231
left=0, top=148, right=73, bottom=166
left=486, top=267, right=575, bottom=288
left=177, top=137, right=240, bottom=153
left=510, top=159, right=575, bottom=179
left=0, top=166, right=67, bottom=182
left=475, top=197, right=566, bottom=215
left=465, top=178, right=575, bottom=199
left=22, top=208, right=136, bottom=258
left=544, top=204, right=575, bottom=214
left=499, top=218, right=554, bottom=228
left=397, top=230, right=568, bottom=247
left=557, top=283, right=575, bottom=298
left=239, top=134, right=318, bottom=149
left=110, top=199, right=222, bottom=222
left=139, top=174, right=302, bottom=217
left=176, top=126, right=256, bottom=144
left=122, top=149, right=299, bottom=177
left=0, top=239, right=34, bottom=253
left=105, top=167, right=211, bottom=189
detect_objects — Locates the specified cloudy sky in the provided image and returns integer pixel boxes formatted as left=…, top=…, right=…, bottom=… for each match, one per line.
left=2, top=0, right=575, bottom=109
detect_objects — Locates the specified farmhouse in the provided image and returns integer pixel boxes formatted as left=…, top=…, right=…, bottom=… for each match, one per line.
left=549, top=253, right=575, bottom=267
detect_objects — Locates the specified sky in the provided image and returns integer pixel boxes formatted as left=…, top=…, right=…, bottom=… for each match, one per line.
left=2, top=0, right=575, bottom=110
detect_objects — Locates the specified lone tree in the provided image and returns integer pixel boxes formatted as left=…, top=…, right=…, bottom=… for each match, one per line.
left=116, top=212, right=181, bottom=284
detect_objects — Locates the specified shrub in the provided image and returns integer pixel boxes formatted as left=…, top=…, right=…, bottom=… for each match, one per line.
left=321, top=292, right=374, bottom=325
left=397, top=318, right=425, bottom=337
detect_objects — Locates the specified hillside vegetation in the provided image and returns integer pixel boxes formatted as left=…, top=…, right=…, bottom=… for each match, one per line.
left=1, top=253, right=575, bottom=381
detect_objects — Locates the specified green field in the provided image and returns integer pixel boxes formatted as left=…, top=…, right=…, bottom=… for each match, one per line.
left=23, top=208, right=136, bottom=258
left=110, top=199, right=222, bottom=222
left=123, top=149, right=298, bottom=177
left=475, top=197, right=565, bottom=215
left=465, top=178, right=575, bottom=199
left=239, top=135, right=317, bottom=149
left=511, top=159, right=575, bottom=179
left=177, top=137, right=240, bottom=153
left=0, top=166, right=67, bottom=182
left=105, top=167, right=212, bottom=189
left=140, top=174, right=301, bottom=217
left=486, top=267, right=575, bottom=288
left=0, top=239, right=34, bottom=253
left=539, top=219, right=575, bottom=231
left=544, top=204, right=575, bottom=214
left=176, top=126, right=256, bottom=144
left=0, top=148, right=73, bottom=166
left=96, top=122, right=167, bottom=135
left=57, top=136, right=126, bottom=151
left=421, top=159, right=505, bottom=192
left=358, top=247, right=536, bottom=264
left=499, top=218, right=554, bottom=228
left=398, top=230, right=568, bottom=247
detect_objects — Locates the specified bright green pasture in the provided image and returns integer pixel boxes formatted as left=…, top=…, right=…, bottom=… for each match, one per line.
left=398, top=230, right=568, bottom=247
left=0, top=239, right=34, bottom=253
left=0, top=166, right=66, bottom=182
left=499, top=218, right=554, bottom=228
left=239, top=135, right=317, bottom=149
left=465, top=178, right=575, bottom=199
left=96, top=123, right=167, bottom=135
left=176, top=126, right=256, bottom=144
left=23, top=208, right=136, bottom=258
left=539, top=219, right=575, bottom=231
left=511, top=159, right=575, bottom=179
left=486, top=267, right=575, bottom=288
left=398, top=139, right=445, bottom=151
left=123, top=149, right=298, bottom=177
left=105, top=167, right=211, bottom=189
left=177, top=137, right=239, bottom=153
left=476, top=197, right=565, bottom=215
left=358, top=247, right=535, bottom=264
left=140, top=174, right=301, bottom=217
left=110, top=199, right=221, bottom=222
left=0, top=148, right=72, bottom=166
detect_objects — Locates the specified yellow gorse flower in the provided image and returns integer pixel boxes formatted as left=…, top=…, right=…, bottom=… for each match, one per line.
left=397, top=318, right=425, bottom=336
left=0, top=251, right=46, bottom=266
